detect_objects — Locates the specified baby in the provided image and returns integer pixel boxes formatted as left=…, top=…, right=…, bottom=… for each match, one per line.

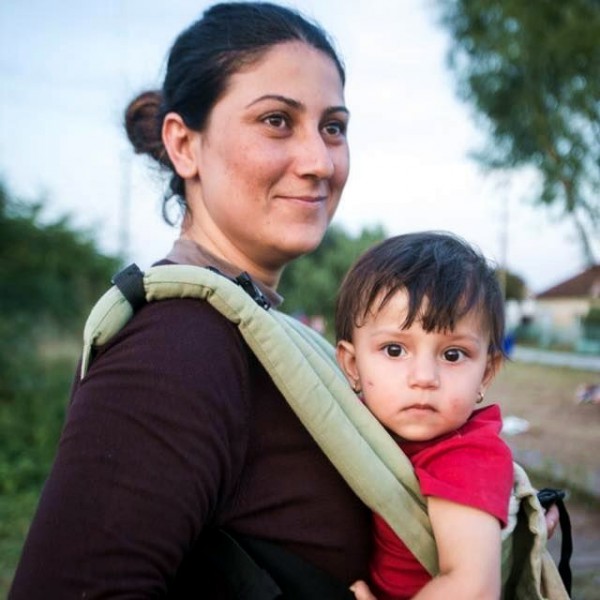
left=336, top=231, right=513, bottom=599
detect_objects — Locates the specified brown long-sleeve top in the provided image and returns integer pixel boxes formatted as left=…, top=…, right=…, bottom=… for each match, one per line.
left=9, top=241, right=371, bottom=598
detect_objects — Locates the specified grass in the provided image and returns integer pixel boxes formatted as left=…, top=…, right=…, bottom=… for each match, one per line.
left=0, top=490, right=39, bottom=592
left=0, top=344, right=75, bottom=596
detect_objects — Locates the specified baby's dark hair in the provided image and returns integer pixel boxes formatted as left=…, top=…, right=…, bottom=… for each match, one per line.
left=124, top=1, right=344, bottom=224
left=335, top=231, right=506, bottom=359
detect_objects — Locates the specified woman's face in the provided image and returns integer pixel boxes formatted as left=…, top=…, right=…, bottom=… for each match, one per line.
left=183, top=41, right=349, bottom=284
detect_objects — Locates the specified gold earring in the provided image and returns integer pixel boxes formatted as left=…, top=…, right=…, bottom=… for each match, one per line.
left=353, top=382, right=362, bottom=395
left=476, top=391, right=484, bottom=404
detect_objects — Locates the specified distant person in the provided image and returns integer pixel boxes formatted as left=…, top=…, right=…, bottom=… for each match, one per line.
left=336, top=232, right=513, bottom=599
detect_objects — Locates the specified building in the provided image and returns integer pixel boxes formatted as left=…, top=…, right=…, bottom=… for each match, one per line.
left=534, top=265, right=600, bottom=352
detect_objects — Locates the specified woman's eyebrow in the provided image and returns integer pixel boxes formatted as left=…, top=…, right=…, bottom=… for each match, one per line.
left=246, top=94, right=349, bottom=116
left=246, top=94, right=302, bottom=109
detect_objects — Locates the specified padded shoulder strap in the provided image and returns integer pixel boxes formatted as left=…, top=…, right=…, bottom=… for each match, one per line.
left=501, top=464, right=570, bottom=600
left=82, top=264, right=438, bottom=575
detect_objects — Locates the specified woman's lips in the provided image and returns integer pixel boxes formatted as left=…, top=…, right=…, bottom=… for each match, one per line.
left=278, top=194, right=327, bottom=203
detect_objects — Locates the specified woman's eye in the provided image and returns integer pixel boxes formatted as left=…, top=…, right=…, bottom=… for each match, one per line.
left=263, top=114, right=289, bottom=129
left=443, top=348, right=466, bottom=363
left=384, top=344, right=404, bottom=358
left=322, top=120, right=347, bottom=137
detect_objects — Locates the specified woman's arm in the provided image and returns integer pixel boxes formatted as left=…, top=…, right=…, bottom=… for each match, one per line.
left=9, top=300, right=250, bottom=598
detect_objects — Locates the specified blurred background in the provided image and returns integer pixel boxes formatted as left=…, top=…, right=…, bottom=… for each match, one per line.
left=2, top=0, right=597, bottom=290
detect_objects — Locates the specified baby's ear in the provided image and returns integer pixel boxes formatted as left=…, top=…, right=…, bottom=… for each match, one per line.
left=336, top=340, right=359, bottom=388
left=482, top=353, right=503, bottom=389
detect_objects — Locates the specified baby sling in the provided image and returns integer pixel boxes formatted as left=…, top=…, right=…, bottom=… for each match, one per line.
left=81, top=263, right=572, bottom=599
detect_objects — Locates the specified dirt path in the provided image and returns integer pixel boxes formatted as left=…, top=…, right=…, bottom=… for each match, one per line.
left=489, top=360, right=600, bottom=599
left=545, top=493, right=600, bottom=600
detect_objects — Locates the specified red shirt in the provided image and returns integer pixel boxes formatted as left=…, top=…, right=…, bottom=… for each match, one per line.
left=370, top=405, right=513, bottom=600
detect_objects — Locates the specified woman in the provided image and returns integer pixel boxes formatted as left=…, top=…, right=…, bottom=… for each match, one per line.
left=9, top=2, right=369, bottom=598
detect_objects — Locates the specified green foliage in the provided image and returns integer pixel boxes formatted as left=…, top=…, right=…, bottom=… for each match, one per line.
left=0, top=357, right=74, bottom=495
left=436, top=0, right=600, bottom=262
left=496, top=268, right=526, bottom=300
left=0, top=181, right=121, bottom=399
left=278, top=224, right=386, bottom=337
left=582, top=306, right=600, bottom=327
left=0, top=180, right=121, bottom=498
left=581, top=305, right=600, bottom=341
left=0, top=180, right=121, bottom=590
left=0, top=182, right=122, bottom=329
left=0, top=489, right=39, bottom=592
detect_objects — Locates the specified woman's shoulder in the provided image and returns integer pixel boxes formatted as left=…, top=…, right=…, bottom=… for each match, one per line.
left=80, top=294, right=250, bottom=403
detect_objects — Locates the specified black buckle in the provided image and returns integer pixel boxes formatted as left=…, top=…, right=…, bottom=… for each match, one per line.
left=112, top=263, right=147, bottom=311
left=206, top=267, right=271, bottom=310
left=234, top=272, right=271, bottom=310
left=537, top=488, right=566, bottom=510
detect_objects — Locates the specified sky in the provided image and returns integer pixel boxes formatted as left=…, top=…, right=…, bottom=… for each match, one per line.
left=0, top=0, right=591, bottom=293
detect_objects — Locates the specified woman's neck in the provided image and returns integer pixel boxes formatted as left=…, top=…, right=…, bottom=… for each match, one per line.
left=166, top=237, right=283, bottom=308
left=179, top=217, right=284, bottom=289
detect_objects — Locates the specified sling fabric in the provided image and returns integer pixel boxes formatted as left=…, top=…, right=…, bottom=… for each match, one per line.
left=82, top=264, right=570, bottom=599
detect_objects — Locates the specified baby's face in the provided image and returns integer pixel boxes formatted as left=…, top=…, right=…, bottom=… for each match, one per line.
left=337, top=289, right=494, bottom=442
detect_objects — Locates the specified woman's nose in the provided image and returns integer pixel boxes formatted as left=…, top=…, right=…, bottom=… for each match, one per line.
left=294, top=130, right=335, bottom=179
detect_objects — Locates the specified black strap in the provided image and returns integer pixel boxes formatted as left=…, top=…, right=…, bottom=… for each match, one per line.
left=206, top=529, right=355, bottom=599
left=204, top=530, right=283, bottom=599
left=236, top=534, right=355, bottom=600
left=111, top=263, right=147, bottom=311
left=537, top=488, right=573, bottom=595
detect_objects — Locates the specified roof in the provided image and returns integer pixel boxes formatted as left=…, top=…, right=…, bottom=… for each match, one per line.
left=536, top=265, right=600, bottom=299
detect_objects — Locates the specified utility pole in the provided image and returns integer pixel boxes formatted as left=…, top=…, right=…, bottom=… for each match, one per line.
left=119, top=148, right=132, bottom=261
left=498, top=178, right=510, bottom=301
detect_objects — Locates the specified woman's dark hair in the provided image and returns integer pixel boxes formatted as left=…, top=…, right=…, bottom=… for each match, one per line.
left=124, top=2, right=345, bottom=223
left=335, top=231, right=506, bottom=359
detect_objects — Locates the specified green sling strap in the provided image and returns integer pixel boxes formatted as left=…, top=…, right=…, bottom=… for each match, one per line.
left=82, top=263, right=437, bottom=575
left=81, top=264, right=571, bottom=599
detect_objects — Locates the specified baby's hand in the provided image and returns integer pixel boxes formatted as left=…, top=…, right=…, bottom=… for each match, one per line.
left=545, top=503, right=560, bottom=539
left=350, top=580, right=378, bottom=599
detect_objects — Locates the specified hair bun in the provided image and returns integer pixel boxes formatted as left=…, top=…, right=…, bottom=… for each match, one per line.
left=124, top=90, right=167, bottom=165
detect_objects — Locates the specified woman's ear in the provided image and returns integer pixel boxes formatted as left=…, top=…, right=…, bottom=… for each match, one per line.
left=162, top=112, right=200, bottom=179
left=336, top=340, right=360, bottom=391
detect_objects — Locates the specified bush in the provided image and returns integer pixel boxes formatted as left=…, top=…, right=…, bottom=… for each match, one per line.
left=0, top=180, right=120, bottom=494
left=581, top=307, right=600, bottom=341
left=0, top=355, right=74, bottom=494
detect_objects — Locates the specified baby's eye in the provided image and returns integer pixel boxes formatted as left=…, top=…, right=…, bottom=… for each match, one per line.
left=383, top=344, right=404, bottom=358
left=443, top=348, right=466, bottom=363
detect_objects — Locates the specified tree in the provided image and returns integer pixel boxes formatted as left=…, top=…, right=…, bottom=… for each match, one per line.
left=496, top=268, right=526, bottom=301
left=0, top=181, right=122, bottom=398
left=278, top=224, right=386, bottom=338
left=436, top=0, right=600, bottom=262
